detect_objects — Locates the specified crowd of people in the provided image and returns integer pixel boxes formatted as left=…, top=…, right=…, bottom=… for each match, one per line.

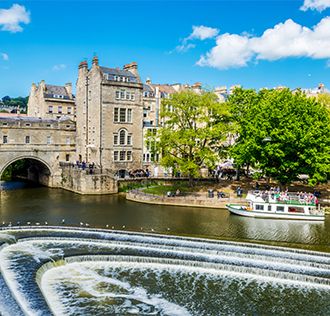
left=255, top=186, right=319, bottom=205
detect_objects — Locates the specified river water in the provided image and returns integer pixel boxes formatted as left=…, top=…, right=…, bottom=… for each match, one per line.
left=0, top=182, right=330, bottom=316
left=0, top=182, right=329, bottom=252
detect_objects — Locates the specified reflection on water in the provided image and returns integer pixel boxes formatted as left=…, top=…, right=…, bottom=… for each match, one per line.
left=0, top=182, right=329, bottom=252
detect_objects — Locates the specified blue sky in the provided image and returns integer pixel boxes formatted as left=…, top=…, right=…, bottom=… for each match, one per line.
left=1, top=0, right=330, bottom=96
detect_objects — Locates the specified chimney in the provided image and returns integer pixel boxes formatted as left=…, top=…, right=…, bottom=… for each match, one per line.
left=30, top=83, right=37, bottom=95
left=39, top=80, right=46, bottom=92
left=65, top=83, right=72, bottom=98
left=92, top=55, right=99, bottom=67
left=123, top=62, right=140, bottom=81
left=192, top=82, right=202, bottom=89
left=79, top=60, right=88, bottom=70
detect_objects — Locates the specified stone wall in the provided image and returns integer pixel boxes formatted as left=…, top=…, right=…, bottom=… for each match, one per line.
left=126, top=189, right=244, bottom=209
left=60, top=167, right=118, bottom=194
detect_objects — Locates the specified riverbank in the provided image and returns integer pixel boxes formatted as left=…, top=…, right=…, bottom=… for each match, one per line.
left=126, top=189, right=244, bottom=209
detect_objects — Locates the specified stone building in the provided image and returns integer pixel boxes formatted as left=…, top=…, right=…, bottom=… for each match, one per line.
left=76, top=57, right=144, bottom=178
left=27, top=80, right=75, bottom=120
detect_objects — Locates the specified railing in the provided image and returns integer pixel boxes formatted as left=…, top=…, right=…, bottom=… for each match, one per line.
left=249, top=190, right=318, bottom=206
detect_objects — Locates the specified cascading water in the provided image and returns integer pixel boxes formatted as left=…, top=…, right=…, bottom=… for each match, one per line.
left=0, top=227, right=329, bottom=316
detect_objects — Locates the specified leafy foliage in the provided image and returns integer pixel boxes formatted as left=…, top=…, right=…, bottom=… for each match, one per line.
left=229, top=88, right=330, bottom=185
left=1, top=96, right=28, bottom=113
left=149, top=90, right=232, bottom=183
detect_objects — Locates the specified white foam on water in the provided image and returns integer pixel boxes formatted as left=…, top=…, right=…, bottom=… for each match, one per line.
left=41, top=261, right=192, bottom=316
left=40, top=259, right=330, bottom=316
left=0, top=233, right=16, bottom=243
left=0, top=227, right=329, bottom=315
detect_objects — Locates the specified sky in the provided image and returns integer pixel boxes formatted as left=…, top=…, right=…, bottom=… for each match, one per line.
left=1, top=0, right=330, bottom=96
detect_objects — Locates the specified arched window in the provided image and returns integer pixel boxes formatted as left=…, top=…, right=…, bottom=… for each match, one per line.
left=119, top=130, right=126, bottom=145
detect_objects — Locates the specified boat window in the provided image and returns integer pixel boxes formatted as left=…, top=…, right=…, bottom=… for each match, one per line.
left=288, top=207, right=304, bottom=213
left=256, top=205, right=264, bottom=210
left=276, top=206, right=285, bottom=212
left=268, top=205, right=272, bottom=211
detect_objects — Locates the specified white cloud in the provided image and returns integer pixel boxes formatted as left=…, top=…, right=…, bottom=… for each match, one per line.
left=52, top=64, right=66, bottom=71
left=198, top=17, right=330, bottom=70
left=301, top=0, right=330, bottom=11
left=1, top=52, right=9, bottom=61
left=175, top=43, right=196, bottom=53
left=187, top=25, right=219, bottom=41
left=0, top=4, right=30, bottom=33
left=175, top=25, right=219, bottom=53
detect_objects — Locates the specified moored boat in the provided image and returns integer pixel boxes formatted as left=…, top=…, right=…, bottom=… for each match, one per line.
left=226, top=191, right=325, bottom=221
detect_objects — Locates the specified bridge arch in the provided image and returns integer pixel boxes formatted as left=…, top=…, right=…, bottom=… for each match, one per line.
left=0, top=155, right=54, bottom=186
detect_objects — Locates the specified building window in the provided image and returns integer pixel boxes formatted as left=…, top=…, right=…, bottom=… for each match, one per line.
left=48, top=106, right=53, bottom=113
left=3, top=135, right=8, bottom=144
left=25, top=136, right=30, bottom=144
left=127, top=109, right=132, bottom=122
left=58, top=106, right=63, bottom=114
left=127, top=135, right=132, bottom=145
left=131, top=93, right=135, bottom=101
left=114, top=108, right=119, bottom=122
left=67, top=107, right=72, bottom=114
left=114, top=108, right=132, bottom=123
left=119, top=130, right=126, bottom=145
left=120, top=108, right=126, bottom=122
left=47, top=136, right=51, bottom=144
left=114, top=151, right=118, bottom=161
left=119, top=151, right=125, bottom=161
left=65, top=154, right=70, bottom=162
left=127, top=151, right=132, bottom=161
left=66, top=137, right=70, bottom=145
left=120, top=91, right=125, bottom=99
left=115, top=91, right=120, bottom=99
left=114, top=134, right=118, bottom=145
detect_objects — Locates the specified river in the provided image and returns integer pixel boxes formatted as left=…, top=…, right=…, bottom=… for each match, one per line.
left=0, top=182, right=329, bottom=252
left=0, top=182, right=330, bottom=315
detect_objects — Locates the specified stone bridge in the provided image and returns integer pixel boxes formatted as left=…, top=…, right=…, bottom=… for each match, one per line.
left=0, top=116, right=76, bottom=187
left=0, top=116, right=118, bottom=194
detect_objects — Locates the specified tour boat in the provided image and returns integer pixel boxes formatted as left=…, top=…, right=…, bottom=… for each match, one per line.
left=226, top=191, right=325, bottom=221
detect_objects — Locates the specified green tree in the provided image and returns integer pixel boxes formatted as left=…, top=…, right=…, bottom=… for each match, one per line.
left=229, top=88, right=330, bottom=185
left=150, top=90, right=232, bottom=185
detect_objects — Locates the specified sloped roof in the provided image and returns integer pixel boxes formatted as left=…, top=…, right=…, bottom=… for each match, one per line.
left=143, top=84, right=154, bottom=92
left=45, top=84, right=69, bottom=97
left=153, top=84, right=177, bottom=94
left=100, top=66, right=136, bottom=78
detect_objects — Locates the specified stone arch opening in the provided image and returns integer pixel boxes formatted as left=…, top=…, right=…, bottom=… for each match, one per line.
left=0, top=157, right=53, bottom=187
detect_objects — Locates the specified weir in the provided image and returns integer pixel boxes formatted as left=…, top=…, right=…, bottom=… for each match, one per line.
left=0, top=227, right=329, bottom=315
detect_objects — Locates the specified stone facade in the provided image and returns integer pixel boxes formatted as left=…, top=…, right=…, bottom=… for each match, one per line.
left=0, top=116, right=76, bottom=187
left=28, top=80, right=76, bottom=120
left=76, top=57, right=144, bottom=178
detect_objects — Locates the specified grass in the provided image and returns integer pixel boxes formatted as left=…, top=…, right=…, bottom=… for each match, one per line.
left=143, top=182, right=194, bottom=196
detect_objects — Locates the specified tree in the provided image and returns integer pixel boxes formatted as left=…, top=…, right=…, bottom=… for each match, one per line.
left=150, top=90, right=232, bottom=185
left=229, top=88, right=330, bottom=185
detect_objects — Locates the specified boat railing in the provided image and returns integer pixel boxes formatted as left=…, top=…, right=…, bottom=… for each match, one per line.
left=248, top=190, right=317, bottom=206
